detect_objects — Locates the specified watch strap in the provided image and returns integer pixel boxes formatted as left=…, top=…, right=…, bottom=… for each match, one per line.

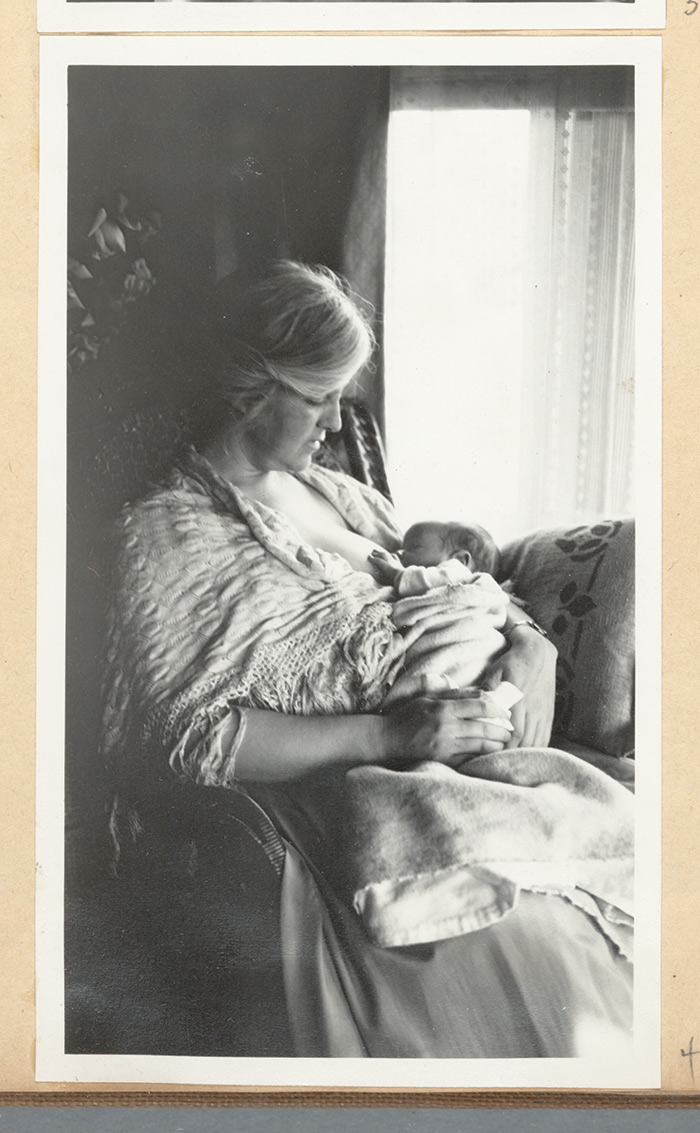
left=503, top=618, right=549, bottom=642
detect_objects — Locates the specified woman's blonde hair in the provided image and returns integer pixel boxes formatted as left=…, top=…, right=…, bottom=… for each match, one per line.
left=215, top=261, right=375, bottom=425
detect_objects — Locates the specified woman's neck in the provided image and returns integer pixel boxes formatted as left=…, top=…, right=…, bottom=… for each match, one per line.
left=202, top=434, right=287, bottom=502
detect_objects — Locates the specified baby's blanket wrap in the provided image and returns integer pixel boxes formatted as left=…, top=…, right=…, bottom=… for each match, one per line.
left=103, top=450, right=633, bottom=954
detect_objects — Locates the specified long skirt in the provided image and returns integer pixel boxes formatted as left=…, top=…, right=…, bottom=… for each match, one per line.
left=279, top=842, right=633, bottom=1059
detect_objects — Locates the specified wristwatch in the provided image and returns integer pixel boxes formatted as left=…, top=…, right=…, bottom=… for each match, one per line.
left=503, top=618, right=549, bottom=642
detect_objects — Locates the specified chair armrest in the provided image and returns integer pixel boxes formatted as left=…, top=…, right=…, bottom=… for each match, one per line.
left=114, top=776, right=286, bottom=885
left=551, top=736, right=635, bottom=792
left=68, top=778, right=292, bottom=1057
left=500, top=519, right=635, bottom=758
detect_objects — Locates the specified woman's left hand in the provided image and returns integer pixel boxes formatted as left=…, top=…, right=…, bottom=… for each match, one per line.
left=482, top=625, right=558, bottom=749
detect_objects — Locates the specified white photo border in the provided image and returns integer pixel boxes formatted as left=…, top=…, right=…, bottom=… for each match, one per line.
left=36, top=33, right=662, bottom=1090
left=37, top=0, right=666, bottom=36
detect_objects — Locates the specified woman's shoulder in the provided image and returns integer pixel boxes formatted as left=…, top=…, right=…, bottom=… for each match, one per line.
left=111, top=455, right=248, bottom=565
left=116, top=464, right=207, bottom=525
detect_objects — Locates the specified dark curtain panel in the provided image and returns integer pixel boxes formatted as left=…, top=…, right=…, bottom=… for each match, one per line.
left=342, top=72, right=391, bottom=437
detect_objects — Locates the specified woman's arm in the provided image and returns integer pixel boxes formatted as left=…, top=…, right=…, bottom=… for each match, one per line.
left=187, top=697, right=514, bottom=785
left=235, top=710, right=383, bottom=781
left=482, top=602, right=558, bottom=748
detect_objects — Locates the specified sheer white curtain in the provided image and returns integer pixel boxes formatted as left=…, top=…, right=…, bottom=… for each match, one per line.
left=524, top=95, right=635, bottom=530
left=384, top=67, right=635, bottom=541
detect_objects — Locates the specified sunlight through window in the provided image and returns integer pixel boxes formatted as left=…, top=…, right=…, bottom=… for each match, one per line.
left=384, top=108, right=531, bottom=543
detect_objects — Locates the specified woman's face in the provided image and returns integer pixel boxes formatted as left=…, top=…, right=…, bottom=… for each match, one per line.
left=243, top=377, right=348, bottom=474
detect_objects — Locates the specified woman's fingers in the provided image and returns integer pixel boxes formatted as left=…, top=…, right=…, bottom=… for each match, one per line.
left=495, top=630, right=557, bottom=751
left=458, top=721, right=512, bottom=745
left=504, top=699, right=524, bottom=748
left=449, top=695, right=512, bottom=722
left=385, top=693, right=515, bottom=765
left=433, top=704, right=513, bottom=757
left=507, top=697, right=554, bottom=749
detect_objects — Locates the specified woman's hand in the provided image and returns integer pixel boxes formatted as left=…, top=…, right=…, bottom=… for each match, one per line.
left=380, top=691, right=513, bottom=769
left=482, top=625, right=558, bottom=749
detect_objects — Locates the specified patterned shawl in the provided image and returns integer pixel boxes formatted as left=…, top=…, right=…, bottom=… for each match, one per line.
left=102, top=448, right=405, bottom=785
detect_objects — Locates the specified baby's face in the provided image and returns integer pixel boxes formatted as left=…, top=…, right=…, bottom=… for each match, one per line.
left=401, top=523, right=452, bottom=568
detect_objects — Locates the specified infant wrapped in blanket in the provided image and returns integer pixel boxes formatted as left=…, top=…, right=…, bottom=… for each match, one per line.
left=369, top=519, right=523, bottom=722
left=338, top=520, right=632, bottom=951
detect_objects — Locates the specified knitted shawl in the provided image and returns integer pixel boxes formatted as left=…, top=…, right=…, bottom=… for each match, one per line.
left=102, top=449, right=406, bottom=786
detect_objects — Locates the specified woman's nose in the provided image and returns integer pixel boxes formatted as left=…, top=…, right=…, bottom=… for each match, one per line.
left=321, top=395, right=343, bottom=433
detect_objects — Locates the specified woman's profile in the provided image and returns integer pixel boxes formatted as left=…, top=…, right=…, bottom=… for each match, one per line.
left=103, top=260, right=633, bottom=1059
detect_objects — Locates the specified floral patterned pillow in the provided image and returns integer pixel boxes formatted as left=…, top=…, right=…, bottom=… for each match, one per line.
left=500, top=520, right=634, bottom=758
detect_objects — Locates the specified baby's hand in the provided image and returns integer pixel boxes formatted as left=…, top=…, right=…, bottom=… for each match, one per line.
left=368, top=547, right=404, bottom=586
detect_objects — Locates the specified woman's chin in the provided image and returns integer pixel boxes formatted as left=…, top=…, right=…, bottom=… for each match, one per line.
left=274, top=444, right=318, bottom=473
left=294, top=449, right=316, bottom=471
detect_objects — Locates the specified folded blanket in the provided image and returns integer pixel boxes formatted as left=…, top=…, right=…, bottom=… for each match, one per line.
left=344, top=748, right=633, bottom=953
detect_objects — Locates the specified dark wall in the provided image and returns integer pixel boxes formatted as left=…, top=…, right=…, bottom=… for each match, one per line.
left=69, top=65, right=386, bottom=267
left=68, top=66, right=388, bottom=419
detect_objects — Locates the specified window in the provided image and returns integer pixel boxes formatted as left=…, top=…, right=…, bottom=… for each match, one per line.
left=383, top=68, right=635, bottom=543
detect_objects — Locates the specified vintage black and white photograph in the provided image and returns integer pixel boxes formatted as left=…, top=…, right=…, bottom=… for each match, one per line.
left=36, top=35, right=661, bottom=1089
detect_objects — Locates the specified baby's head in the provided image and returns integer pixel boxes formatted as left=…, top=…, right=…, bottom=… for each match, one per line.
left=402, top=521, right=501, bottom=577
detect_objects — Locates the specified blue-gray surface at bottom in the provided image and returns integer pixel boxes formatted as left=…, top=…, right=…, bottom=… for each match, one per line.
left=0, top=1109, right=699, bottom=1133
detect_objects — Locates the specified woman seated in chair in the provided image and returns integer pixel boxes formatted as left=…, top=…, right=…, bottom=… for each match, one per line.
left=103, top=260, right=633, bottom=1059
